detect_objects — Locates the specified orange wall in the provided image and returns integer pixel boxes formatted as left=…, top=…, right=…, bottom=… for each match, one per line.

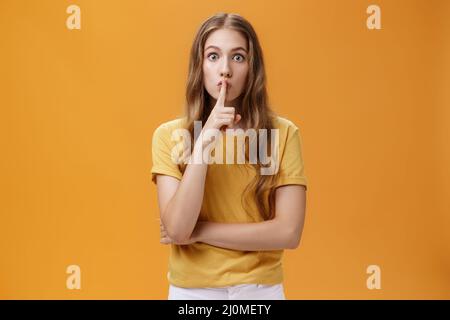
left=0, top=0, right=449, bottom=299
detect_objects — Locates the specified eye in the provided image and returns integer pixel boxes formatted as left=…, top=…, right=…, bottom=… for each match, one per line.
left=233, top=54, right=245, bottom=62
left=207, top=52, right=219, bottom=61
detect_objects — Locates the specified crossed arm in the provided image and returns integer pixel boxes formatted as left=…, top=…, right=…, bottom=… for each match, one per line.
left=156, top=174, right=306, bottom=251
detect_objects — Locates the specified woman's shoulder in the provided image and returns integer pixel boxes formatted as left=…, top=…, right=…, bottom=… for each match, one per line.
left=272, top=114, right=301, bottom=132
left=153, top=116, right=188, bottom=134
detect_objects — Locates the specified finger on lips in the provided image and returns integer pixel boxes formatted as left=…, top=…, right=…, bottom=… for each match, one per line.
left=216, top=78, right=227, bottom=106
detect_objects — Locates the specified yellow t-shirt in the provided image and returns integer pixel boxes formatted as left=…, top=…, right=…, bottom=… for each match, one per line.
left=151, top=115, right=308, bottom=288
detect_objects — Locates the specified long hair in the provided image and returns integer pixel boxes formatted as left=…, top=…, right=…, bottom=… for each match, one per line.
left=180, top=12, right=280, bottom=221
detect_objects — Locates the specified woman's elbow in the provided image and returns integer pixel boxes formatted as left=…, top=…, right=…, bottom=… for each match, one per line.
left=285, top=230, right=302, bottom=249
left=164, top=220, right=190, bottom=243
left=170, top=230, right=192, bottom=243
left=161, top=206, right=196, bottom=242
left=162, top=216, right=191, bottom=243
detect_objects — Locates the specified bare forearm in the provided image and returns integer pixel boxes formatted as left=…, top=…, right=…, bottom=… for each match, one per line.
left=193, top=220, right=299, bottom=251
left=162, top=140, right=208, bottom=241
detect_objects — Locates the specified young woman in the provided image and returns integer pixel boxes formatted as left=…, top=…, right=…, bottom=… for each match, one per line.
left=151, top=12, right=308, bottom=300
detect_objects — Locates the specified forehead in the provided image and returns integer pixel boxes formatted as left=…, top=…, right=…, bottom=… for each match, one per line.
left=204, top=28, right=247, bottom=51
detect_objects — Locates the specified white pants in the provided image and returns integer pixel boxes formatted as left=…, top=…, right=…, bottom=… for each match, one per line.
left=168, top=283, right=286, bottom=300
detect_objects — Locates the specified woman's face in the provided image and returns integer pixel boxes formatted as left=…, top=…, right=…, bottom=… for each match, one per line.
left=203, top=28, right=249, bottom=105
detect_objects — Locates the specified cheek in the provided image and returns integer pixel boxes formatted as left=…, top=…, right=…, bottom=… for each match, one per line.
left=202, top=64, right=217, bottom=96
left=202, top=63, right=215, bottom=81
left=236, top=66, right=249, bottom=87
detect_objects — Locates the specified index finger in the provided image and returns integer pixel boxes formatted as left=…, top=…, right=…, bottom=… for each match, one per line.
left=216, top=79, right=227, bottom=107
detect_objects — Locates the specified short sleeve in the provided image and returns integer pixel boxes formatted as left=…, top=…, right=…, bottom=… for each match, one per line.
left=275, top=124, right=308, bottom=190
left=151, top=124, right=183, bottom=184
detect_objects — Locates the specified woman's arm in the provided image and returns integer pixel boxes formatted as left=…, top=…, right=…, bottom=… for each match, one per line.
left=193, top=220, right=294, bottom=251
left=157, top=81, right=241, bottom=242
left=156, top=138, right=208, bottom=243
left=160, top=185, right=307, bottom=250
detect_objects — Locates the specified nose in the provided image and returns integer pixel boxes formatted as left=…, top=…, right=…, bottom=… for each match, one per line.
left=220, top=71, right=231, bottom=78
left=220, top=59, right=232, bottom=78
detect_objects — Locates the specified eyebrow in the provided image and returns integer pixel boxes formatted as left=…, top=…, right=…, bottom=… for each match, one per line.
left=205, top=45, right=248, bottom=53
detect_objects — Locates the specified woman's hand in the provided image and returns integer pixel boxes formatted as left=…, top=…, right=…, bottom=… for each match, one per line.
left=159, top=219, right=198, bottom=245
left=203, top=79, right=242, bottom=133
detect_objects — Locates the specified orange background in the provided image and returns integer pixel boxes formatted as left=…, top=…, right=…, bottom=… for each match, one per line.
left=1, top=0, right=449, bottom=299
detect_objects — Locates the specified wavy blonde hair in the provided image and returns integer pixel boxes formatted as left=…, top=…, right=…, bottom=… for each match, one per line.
left=180, top=12, right=280, bottom=221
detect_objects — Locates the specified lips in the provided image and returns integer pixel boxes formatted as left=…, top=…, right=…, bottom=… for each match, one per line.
left=217, top=80, right=231, bottom=88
